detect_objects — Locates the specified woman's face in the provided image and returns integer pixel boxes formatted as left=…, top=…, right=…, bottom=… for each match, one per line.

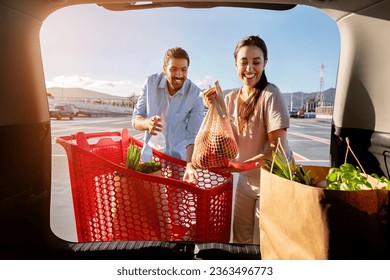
left=235, top=45, right=267, bottom=89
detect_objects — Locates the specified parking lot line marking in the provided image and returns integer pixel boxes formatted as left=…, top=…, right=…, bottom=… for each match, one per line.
left=288, top=131, right=330, bottom=144
left=113, top=120, right=132, bottom=125
left=293, top=152, right=309, bottom=161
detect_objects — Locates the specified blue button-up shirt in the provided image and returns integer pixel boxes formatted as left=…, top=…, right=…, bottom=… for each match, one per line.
left=132, top=72, right=204, bottom=160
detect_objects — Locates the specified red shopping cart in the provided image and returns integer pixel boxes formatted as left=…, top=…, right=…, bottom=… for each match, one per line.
left=56, top=128, right=233, bottom=243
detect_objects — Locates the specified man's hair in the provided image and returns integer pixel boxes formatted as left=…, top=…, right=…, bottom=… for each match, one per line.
left=164, top=47, right=190, bottom=67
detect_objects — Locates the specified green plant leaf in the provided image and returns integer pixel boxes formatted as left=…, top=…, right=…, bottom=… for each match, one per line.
left=263, top=145, right=316, bottom=186
left=126, top=143, right=141, bottom=170
left=325, top=163, right=380, bottom=191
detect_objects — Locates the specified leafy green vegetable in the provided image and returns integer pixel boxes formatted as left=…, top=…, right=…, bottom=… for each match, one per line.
left=325, top=163, right=390, bottom=191
left=372, top=174, right=390, bottom=190
left=263, top=148, right=317, bottom=186
left=137, top=161, right=161, bottom=174
left=126, top=143, right=161, bottom=174
left=126, top=143, right=141, bottom=170
left=263, top=136, right=390, bottom=191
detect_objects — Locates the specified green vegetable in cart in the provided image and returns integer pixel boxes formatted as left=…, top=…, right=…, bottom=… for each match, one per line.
left=126, top=143, right=161, bottom=174
left=126, top=143, right=141, bottom=170
left=137, top=161, right=161, bottom=174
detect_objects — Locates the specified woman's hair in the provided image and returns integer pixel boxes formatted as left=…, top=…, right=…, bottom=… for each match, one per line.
left=164, top=47, right=190, bottom=67
left=234, top=35, right=269, bottom=131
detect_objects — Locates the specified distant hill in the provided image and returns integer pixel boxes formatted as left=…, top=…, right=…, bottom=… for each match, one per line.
left=284, top=87, right=336, bottom=109
left=47, top=86, right=336, bottom=108
left=223, top=87, right=335, bottom=109
left=47, top=87, right=127, bottom=100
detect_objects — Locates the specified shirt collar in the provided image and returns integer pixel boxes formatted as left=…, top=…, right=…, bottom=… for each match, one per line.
left=159, top=74, right=186, bottom=96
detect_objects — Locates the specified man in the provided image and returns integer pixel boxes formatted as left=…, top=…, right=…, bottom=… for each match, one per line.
left=132, top=47, right=204, bottom=183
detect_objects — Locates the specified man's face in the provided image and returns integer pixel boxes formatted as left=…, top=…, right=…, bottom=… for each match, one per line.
left=163, top=58, right=188, bottom=95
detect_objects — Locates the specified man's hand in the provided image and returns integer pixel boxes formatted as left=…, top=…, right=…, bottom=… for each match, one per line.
left=183, top=162, right=199, bottom=184
left=148, top=115, right=163, bottom=135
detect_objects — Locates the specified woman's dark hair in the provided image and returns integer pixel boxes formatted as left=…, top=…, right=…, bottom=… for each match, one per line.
left=164, top=47, right=190, bottom=67
left=234, top=35, right=269, bottom=130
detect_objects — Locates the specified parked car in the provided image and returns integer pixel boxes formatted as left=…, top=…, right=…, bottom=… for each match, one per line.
left=1, top=0, right=390, bottom=261
left=66, top=103, right=79, bottom=116
left=289, top=110, right=305, bottom=118
left=289, top=110, right=297, bottom=118
left=49, top=104, right=75, bottom=120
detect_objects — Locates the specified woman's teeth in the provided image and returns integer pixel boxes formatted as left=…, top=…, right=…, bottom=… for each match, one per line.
left=244, top=73, right=255, bottom=79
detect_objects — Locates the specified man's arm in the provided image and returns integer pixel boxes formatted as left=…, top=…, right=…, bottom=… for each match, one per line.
left=185, top=144, right=195, bottom=165
left=185, top=90, right=205, bottom=146
left=133, top=117, right=149, bottom=131
left=132, top=77, right=163, bottom=135
left=183, top=144, right=198, bottom=184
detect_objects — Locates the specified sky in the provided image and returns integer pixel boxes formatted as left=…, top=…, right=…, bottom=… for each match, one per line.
left=40, top=4, right=340, bottom=98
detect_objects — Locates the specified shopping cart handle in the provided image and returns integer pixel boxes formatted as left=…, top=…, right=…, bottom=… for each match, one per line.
left=81, top=131, right=121, bottom=140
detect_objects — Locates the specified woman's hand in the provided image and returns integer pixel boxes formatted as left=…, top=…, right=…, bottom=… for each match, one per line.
left=201, top=87, right=216, bottom=108
left=208, top=160, right=264, bottom=174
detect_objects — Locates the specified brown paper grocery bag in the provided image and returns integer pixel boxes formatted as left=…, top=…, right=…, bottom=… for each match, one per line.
left=259, top=166, right=389, bottom=260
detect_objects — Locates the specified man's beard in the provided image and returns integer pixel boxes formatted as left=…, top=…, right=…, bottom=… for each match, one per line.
left=170, top=77, right=185, bottom=91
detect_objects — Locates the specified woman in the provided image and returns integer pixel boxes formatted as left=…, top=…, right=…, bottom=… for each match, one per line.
left=202, top=35, right=291, bottom=244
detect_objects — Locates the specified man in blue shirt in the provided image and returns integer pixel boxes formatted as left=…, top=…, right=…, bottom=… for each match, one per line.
left=132, top=47, right=204, bottom=183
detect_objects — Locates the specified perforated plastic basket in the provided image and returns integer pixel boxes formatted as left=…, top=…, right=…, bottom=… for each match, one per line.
left=56, top=128, right=233, bottom=243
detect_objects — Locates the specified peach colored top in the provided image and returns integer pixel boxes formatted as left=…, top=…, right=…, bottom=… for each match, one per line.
left=225, top=83, right=290, bottom=181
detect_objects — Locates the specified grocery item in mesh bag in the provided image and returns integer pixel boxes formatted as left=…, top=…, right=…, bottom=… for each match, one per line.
left=192, top=81, right=238, bottom=169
